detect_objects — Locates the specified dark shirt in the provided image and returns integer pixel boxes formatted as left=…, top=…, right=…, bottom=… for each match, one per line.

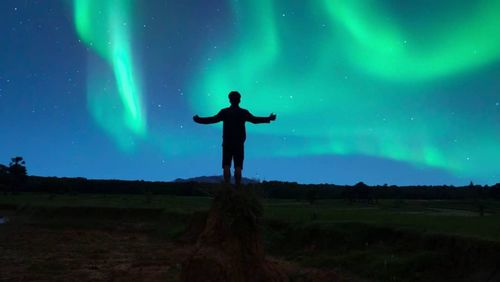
left=195, top=106, right=271, bottom=146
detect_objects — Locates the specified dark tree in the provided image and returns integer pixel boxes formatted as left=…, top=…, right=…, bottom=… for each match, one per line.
left=9, top=157, right=27, bottom=176
left=8, top=156, right=27, bottom=192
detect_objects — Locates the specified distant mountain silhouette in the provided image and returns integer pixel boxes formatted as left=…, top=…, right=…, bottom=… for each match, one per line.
left=174, top=175, right=260, bottom=184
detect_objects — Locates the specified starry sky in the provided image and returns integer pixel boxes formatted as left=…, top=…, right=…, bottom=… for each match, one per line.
left=0, top=0, right=499, bottom=185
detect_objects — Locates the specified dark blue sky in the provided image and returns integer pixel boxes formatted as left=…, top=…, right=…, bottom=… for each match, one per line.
left=1, top=1, right=498, bottom=185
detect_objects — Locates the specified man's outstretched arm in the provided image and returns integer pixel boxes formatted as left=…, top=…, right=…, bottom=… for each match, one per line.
left=246, top=112, right=277, bottom=124
left=193, top=111, right=223, bottom=124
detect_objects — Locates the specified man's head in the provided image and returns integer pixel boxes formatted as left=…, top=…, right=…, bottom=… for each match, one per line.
left=228, top=91, right=241, bottom=106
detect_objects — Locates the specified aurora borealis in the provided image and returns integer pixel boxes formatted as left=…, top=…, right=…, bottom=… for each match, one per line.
left=74, top=0, right=146, bottom=150
left=0, top=0, right=498, bottom=185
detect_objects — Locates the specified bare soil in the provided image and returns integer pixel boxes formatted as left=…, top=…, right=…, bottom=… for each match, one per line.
left=0, top=210, right=347, bottom=282
left=0, top=219, right=190, bottom=281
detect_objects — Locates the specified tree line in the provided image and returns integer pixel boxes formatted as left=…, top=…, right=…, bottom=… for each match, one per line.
left=1, top=156, right=499, bottom=200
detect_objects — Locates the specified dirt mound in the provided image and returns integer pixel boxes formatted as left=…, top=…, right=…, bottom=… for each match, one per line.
left=180, top=188, right=288, bottom=282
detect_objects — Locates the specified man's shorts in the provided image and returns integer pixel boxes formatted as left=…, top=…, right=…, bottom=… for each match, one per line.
left=222, top=144, right=244, bottom=169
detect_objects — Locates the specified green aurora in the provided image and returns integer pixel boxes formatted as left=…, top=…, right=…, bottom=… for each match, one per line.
left=71, top=0, right=499, bottom=181
left=73, top=0, right=146, bottom=150
left=191, top=0, right=500, bottom=179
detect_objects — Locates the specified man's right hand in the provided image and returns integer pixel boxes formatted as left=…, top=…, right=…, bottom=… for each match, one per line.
left=269, top=113, right=277, bottom=121
left=193, top=115, right=200, bottom=122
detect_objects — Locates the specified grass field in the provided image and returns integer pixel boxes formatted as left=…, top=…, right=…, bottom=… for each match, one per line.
left=1, top=192, right=500, bottom=281
left=2, top=193, right=499, bottom=240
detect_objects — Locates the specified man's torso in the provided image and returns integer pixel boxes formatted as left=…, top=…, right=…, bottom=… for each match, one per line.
left=220, top=106, right=249, bottom=146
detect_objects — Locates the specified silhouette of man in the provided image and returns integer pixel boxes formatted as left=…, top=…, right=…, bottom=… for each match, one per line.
left=193, top=91, right=277, bottom=186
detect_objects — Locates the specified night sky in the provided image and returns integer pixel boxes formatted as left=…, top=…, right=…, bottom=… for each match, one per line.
left=1, top=0, right=499, bottom=185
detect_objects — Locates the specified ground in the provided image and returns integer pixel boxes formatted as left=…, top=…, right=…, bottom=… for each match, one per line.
left=1, top=193, right=500, bottom=281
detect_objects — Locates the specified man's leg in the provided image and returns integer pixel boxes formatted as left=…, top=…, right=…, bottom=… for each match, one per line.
left=223, top=165, right=231, bottom=184
left=234, top=167, right=242, bottom=187
left=234, top=144, right=244, bottom=187
left=222, top=145, right=231, bottom=184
